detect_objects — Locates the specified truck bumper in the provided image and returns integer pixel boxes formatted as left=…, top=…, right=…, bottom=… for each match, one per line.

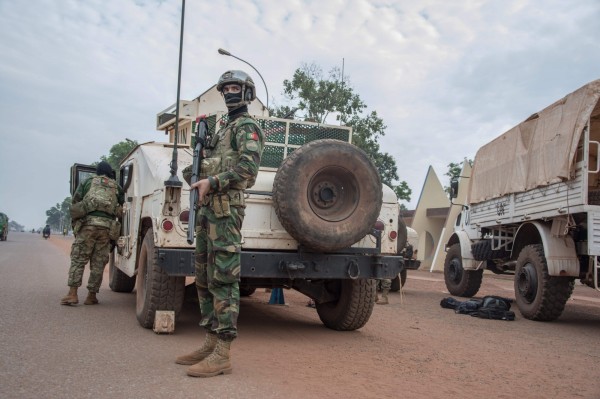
left=157, top=248, right=404, bottom=279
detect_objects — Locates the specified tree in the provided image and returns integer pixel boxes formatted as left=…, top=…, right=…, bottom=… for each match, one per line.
left=444, top=159, right=473, bottom=195
left=272, top=63, right=411, bottom=202
left=100, top=139, right=138, bottom=171
left=8, top=220, right=24, bottom=232
left=45, top=197, right=71, bottom=231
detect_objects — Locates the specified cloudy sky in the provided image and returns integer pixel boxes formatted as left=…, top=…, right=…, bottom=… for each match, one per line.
left=1, top=0, right=599, bottom=229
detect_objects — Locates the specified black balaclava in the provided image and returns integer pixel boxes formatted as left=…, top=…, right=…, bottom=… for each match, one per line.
left=224, top=90, right=243, bottom=107
left=96, top=161, right=113, bottom=177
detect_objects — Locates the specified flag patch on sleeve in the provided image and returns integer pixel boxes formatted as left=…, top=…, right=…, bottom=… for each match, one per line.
left=246, top=132, right=259, bottom=141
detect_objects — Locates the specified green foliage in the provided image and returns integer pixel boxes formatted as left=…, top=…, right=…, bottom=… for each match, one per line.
left=45, top=197, right=71, bottom=231
left=9, top=220, right=24, bottom=232
left=100, top=139, right=138, bottom=171
left=272, top=63, right=411, bottom=203
left=444, top=159, right=473, bottom=195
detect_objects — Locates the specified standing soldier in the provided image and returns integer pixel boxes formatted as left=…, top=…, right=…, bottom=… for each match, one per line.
left=177, top=70, right=265, bottom=378
left=60, top=161, right=124, bottom=306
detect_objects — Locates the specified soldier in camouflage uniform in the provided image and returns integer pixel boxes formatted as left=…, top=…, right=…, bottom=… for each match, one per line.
left=376, top=278, right=392, bottom=305
left=176, top=70, right=265, bottom=378
left=60, top=161, right=124, bottom=306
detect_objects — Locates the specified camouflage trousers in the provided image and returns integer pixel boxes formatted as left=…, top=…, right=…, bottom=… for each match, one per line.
left=378, top=278, right=392, bottom=291
left=194, top=204, right=244, bottom=341
left=68, top=225, right=110, bottom=293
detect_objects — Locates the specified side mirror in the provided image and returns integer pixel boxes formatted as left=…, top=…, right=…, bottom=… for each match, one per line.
left=449, top=179, right=459, bottom=199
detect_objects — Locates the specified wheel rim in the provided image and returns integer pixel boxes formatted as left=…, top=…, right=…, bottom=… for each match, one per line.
left=308, top=166, right=358, bottom=222
left=448, top=257, right=463, bottom=284
left=517, top=262, right=538, bottom=303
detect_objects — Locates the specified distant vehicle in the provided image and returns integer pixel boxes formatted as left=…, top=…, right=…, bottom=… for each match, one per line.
left=0, top=212, right=8, bottom=241
left=445, top=79, right=600, bottom=321
left=42, top=225, right=51, bottom=239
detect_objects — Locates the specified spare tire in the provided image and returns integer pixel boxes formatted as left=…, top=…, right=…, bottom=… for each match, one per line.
left=273, top=139, right=382, bottom=252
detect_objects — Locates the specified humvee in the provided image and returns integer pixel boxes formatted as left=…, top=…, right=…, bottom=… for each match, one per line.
left=71, top=85, right=405, bottom=331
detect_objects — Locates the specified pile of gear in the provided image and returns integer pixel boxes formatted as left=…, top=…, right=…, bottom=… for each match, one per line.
left=440, top=295, right=516, bottom=321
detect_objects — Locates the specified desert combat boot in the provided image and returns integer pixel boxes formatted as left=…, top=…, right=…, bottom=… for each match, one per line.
left=60, top=287, right=79, bottom=305
left=376, top=289, right=389, bottom=305
left=175, top=333, right=218, bottom=365
left=84, top=291, right=99, bottom=305
left=187, top=338, right=232, bottom=377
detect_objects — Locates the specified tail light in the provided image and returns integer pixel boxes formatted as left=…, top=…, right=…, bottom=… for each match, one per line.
left=389, top=230, right=398, bottom=240
left=161, top=219, right=174, bottom=231
left=374, top=220, right=385, bottom=231
left=179, top=210, right=190, bottom=224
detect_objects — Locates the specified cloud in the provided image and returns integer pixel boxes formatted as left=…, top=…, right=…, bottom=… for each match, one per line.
left=0, top=0, right=599, bottom=228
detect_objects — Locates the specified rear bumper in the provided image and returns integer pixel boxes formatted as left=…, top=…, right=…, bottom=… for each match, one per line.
left=404, top=259, right=421, bottom=270
left=157, top=248, right=404, bottom=279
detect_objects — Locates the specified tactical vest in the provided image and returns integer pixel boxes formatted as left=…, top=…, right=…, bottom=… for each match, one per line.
left=201, top=116, right=259, bottom=190
left=82, top=175, right=119, bottom=216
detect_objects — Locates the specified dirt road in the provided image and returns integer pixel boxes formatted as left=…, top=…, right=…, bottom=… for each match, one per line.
left=1, top=232, right=599, bottom=398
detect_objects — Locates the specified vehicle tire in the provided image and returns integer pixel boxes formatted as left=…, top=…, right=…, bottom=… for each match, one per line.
left=397, top=217, right=408, bottom=254
left=390, top=275, right=400, bottom=292
left=316, top=278, right=375, bottom=331
left=514, top=244, right=575, bottom=321
left=108, top=250, right=135, bottom=293
left=444, top=243, right=483, bottom=297
left=389, top=269, right=407, bottom=292
left=135, top=229, right=185, bottom=329
left=239, top=286, right=256, bottom=297
left=400, top=269, right=407, bottom=287
left=273, top=139, right=382, bottom=252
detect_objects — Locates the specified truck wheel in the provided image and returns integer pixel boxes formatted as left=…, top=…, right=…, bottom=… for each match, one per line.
left=400, top=269, right=407, bottom=287
left=444, top=243, right=482, bottom=297
left=514, top=244, right=575, bottom=321
left=389, top=270, right=407, bottom=292
left=316, top=279, right=375, bottom=331
left=397, top=217, right=408, bottom=254
left=135, top=229, right=185, bottom=329
left=239, top=286, right=256, bottom=297
left=273, top=139, right=382, bottom=252
left=108, top=250, right=135, bottom=293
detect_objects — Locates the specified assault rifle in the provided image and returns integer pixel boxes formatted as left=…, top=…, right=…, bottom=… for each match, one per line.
left=187, top=116, right=208, bottom=245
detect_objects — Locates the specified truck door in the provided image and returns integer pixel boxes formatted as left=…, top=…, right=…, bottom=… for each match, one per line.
left=69, top=164, right=97, bottom=196
left=118, top=163, right=134, bottom=260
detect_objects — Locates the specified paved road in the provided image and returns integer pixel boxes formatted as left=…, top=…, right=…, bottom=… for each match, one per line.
left=2, top=232, right=600, bottom=399
left=0, top=232, right=263, bottom=398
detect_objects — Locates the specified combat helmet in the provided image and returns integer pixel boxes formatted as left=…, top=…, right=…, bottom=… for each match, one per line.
left=217, top=70, right=256, bottom=107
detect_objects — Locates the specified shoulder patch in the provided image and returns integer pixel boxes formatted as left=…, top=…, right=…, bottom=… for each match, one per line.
left=246, top=131, right=259, bottom=141
left=246, top=140, right=259, bottom=152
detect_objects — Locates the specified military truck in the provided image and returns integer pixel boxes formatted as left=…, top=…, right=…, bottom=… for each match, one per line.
left=70, top=85, right=404, bottom=331
left=444, top=79, right=600, bottom=321
left=0, top=212, right=8, bottom=241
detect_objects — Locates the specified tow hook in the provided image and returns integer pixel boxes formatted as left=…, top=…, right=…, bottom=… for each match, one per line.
left=347, top=260, right=360, bottom=279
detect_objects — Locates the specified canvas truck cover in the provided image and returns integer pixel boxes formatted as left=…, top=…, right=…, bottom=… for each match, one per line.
left=468, top=79, right=600, bottom=204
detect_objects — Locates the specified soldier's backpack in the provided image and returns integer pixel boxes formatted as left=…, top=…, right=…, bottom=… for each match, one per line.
left=440, top=295, right=516, bottom=321
left=83, top=175, right=119, bottom=215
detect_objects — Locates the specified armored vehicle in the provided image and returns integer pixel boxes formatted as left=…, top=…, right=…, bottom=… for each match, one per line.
left=71, top=85, right=405, bottom=331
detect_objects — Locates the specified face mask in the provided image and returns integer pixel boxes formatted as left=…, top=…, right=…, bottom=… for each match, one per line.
left=224, top=92, right=243, bottom=106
